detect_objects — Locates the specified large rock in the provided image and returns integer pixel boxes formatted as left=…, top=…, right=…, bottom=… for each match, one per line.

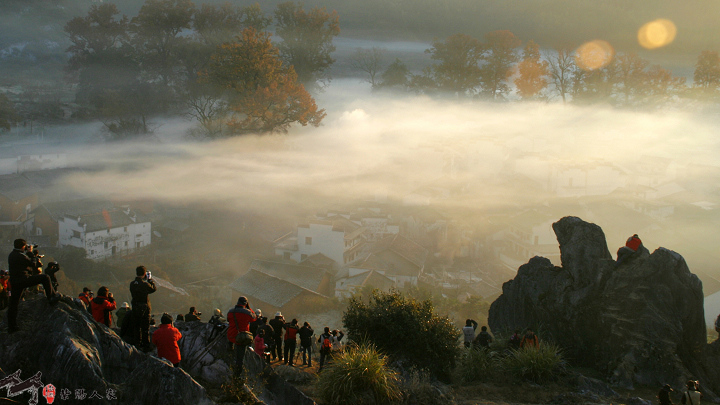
left=489, top=216, right=716, bottom=398
left=0, top=295, right=213, bottom=405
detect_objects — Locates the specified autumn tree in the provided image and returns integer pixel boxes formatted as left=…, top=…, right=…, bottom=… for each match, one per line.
left=693, top=50, right=720, bottom=97
left=614, top=52, right=651, bottom=106
left=644, top=65, right=686, bottom=106
left=479, top=30, right=521, bottom=99
left=544, top=46, right=576, bottom=103
left=423, top=34, right=483, bottom=96
left=571, top=62, right=620, bottom=105
left=202, top=28, right=325, bottom=135
left=514, top=40, right=549, bottom=100
left=350, top=47, right=385, bottom=89
left=274, top=1, right=340, bottom=86
left=194, top=3, right=270, bottom=46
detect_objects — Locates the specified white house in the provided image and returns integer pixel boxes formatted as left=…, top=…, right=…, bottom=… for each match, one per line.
left=275, top=217, right=366, bottom=266
left=58, top=208, right=151, bottom=260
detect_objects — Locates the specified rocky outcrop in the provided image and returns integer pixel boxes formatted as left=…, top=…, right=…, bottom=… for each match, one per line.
left=0, top=295, right=213, bottom=405
left=489, top=217, right=717, bottom=398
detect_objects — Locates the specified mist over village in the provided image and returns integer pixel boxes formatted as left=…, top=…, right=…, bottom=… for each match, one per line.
left=1, top=1, right=720, bottom=404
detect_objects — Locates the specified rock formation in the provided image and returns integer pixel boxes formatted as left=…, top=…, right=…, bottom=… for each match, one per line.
left=0, top=295, right=213, bottom=405
left=489, top=216, right=719, bottom=399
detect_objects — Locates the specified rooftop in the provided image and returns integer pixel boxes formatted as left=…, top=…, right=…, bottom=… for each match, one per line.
left=228, top=269, right=324, bottom=307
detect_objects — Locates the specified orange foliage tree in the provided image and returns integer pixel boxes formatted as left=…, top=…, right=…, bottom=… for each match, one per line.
left=514, top=40, right=549, bottom=100
left=202, top=28, right=325, bottom=135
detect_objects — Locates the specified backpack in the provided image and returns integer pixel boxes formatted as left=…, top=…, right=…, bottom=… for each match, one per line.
left=321, top=335, right=332, bottom=354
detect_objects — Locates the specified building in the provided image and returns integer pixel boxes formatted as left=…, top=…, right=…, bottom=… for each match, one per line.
left=27, top=199, right=114, bottom=244
left=247, top=260, right=335, bottom=297
left=58, top=207, right=151, bottom=260
left=274, top=217, right=367, bottom=266
left=335, top=269, right=394, bottom=298
left=228, top=269, right=328, bottom=316
left=495, top=210, right=560, bottom=273
left=346, top=234, right=428, bottom=288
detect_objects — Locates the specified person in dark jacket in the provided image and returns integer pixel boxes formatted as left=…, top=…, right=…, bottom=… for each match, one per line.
left=681, top=380, right=702, bottom=404
left=473, top=325, right=493, bottom=350
left=657, top=384, right=675, bottom=405
left=249, top=313, right=264, bottom=337
left=317, top=326, right=333, bottom=371
left=298, top=321, right=314, bottom=367
left=91, top=286, right=117, bottom=327
left=185, top=307, right=201, bottom=322
left=269, top=312, right=285, bottom=362
left=152, top=313, right=183, bottom=367
left=130, top=265, right=157, bottom=350
left=283, top=319, right=300, bottom=366
left=7, top=239, right=60, bottom=333
left=509, top=329, right=522, bottom=350
left=227, top=296, right=256, bottom=376
left=115, top=302, right=131, bottom=330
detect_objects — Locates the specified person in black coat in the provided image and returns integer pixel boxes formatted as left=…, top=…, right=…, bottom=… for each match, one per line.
left=269, top=312, right=285, bottom=362
left=7, top=239, right=59, bottom=333
left=130, top=265, right=156, bottom=349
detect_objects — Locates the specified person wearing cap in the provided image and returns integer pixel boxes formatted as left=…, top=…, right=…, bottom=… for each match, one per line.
left=681, top=380, right=702, bottom=404
left=227, top=296, right=256, bottom=375
left=7, top=238, right=60, bottom=333
left=269, top=312, right=286, bottom=362
left=78, top=287, right=93, bottom=312
left=152, top=313, right=183, bottom=367
left=658, top=384, right=675, bottom=405
left=115, top=302, right=131, bottom=330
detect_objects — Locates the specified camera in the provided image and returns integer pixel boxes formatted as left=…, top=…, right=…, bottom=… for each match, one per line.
left=146, top=271, right=152, bottom=280
left=197, top=312, right=202, bottom=316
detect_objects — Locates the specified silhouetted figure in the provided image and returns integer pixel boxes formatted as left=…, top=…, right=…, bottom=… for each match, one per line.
left=185, top=307, right=201, bottom=322
left=130, top=266, right=157, bottom=350
left=462, top=319, right=478, bottom=348
left=658, top=384, right=675, bottom=405
left=616, top=234, right=643, bottom=265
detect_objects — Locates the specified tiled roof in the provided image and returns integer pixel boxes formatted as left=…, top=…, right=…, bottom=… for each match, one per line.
left=228, top=269, right=323, bottom=307
left=249, top=260, right=331, bottom=292
left=36, top=199, right=115, bottom=221
left=79, top=209, right=149, bottom=232
left=373, top=234, right=428, bottom=268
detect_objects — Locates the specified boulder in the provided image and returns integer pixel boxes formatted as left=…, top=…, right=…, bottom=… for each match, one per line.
left=489, top=216, right=717, bottom=399
left=0, top=295, right=213, bottom=405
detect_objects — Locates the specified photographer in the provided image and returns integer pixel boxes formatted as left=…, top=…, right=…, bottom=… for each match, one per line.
left=78, top=287, right=93, bottom=313
left=130, top=266, right=157, bottom=350
left=152, top=313, right=183, bottom=368
left=91, top=286, right=117, bottom=327
left=269, top=312, right=285, bottom=362
left=0, top=270, right=9, bottom=310
left=226, top=296, right=256, bottom=376
left=45, top=262, right=60, bottom=291
left=7, top=239, right=60, bottom=333
left=185, top=307, right=201, bottom=322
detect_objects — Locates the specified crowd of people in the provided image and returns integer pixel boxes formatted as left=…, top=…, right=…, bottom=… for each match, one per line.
left=2, top=237, right=716, bottom=401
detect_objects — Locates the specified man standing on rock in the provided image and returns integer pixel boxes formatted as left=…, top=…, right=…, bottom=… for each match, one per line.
left=227, top=296, right=256, bottom=376
left=7, top=239, right=60, bottom=333
left=130, top=265, right=156, bottom=350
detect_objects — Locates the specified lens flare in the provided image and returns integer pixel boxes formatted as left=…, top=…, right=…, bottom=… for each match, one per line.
left=575, top=40, right=615, bottom=71
left=638, top=19, right=677, bottom=49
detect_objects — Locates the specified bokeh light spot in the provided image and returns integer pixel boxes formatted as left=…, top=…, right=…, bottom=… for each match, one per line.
left=638, top=19, right=677, bottom=49
left=575, top=40, right=615, bottom=71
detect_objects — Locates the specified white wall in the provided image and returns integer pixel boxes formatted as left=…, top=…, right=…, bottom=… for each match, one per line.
left=294, top=223, right=344, bottom=265
left=59, top=217, right=151, bottom=260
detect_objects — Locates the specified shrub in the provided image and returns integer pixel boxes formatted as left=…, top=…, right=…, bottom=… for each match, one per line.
left=500, top=343, right=565, bottom=383
left=400, top=368, right=454, bottom=405
left=343, top=290, right=459, bottom=380
left=455, top=347, right=496, bottom=383
left=315, top=343, right=402, bottom=405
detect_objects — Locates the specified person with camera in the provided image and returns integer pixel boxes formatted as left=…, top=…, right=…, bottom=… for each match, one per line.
left=130, top=265, right=156, bottom=350
left=152, top=313, right=183, bottom=368
left=91, top=286, right=117, bottom=327
left=269, top=312, right=285, bottom=362
left=7, top=239, right=60, bottom=333
left=0, top=270, right=9, bottom=310
left=227, top=296, right=256, bottom=376
left=185, top=307, right=201, bottom=322
left=78, top=287, right=93, bottom=312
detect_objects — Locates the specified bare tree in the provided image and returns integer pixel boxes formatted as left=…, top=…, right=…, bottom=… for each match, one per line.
left=544, top=46, right=576, bottom=103
left=350, top=47, right=386, bottom=89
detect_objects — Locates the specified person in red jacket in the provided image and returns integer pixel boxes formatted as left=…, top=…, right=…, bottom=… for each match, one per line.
left=91, top=286, right=117, bottom=327
left=152, top=313, right=183, bottom=367
left=616, top=234, right=643, bottom=265
left=283, top=319, right=300, bottom=366
left=227, top=296, right=256, bottom=376
left=78, top=287, right=93, bottom=313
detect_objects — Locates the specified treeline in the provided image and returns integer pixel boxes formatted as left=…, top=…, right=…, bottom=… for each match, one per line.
left=0, top=0, right=341, bottom=139
left=356, top=32, right=720, bottom=108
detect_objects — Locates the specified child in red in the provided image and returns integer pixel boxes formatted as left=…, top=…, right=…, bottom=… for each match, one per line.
left=254, top=329, right=268, bottom=362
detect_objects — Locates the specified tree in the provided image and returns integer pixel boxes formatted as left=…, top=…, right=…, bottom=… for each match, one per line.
left=377, top=58, right=409, bottom=91
left=514, top=40, right=549, bottom=100
left=480, top=30, right=521, bottom=99
left=0, top=93, right=19, bottom=131
left=424, top=33, right=483, bottom=96
left=571, top=61, right=619, bottom=105
left=544, top=46, right=576, bottom=103
left=693, top=50, right=720, bottom=95
left=202, top=28, right=325, bottom=135
left=131, top=0, right=195, bottom=88
left=274, top=1, right=340, bottom=86
left=645, top=65, right=685, bottom=105
left=614, top=52, right=650, bottom=106
left=350, top=47, right=385, bottom=89
left=342, top=290, right=459, bottom=381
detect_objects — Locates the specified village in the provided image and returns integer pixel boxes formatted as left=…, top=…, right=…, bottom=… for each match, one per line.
left=1, top=131, right=719, bottom=330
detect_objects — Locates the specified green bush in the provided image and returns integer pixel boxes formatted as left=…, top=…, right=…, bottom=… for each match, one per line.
left=500, top=343, right=565, bottom=383
left=455, top=347, right=495, bottom=383
left=315, top=343, right=402, bottom=405
left=400, top=368, right=454, bottom=405
left=343, top=290, right=460, bottom=380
